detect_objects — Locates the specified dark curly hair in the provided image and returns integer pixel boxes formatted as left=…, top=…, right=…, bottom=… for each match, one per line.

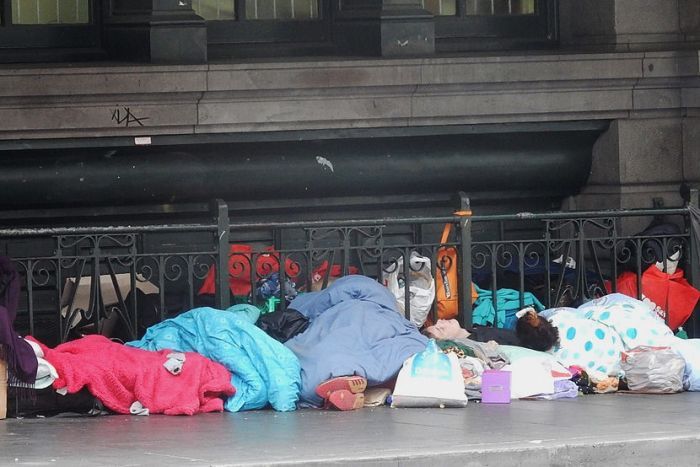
left=515, top=310, right=560, bottom=352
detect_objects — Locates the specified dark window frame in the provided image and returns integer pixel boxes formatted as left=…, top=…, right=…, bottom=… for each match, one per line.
left=434, top=0, right=558, bottom=51
left=206, top=0, right=334, bottom=58
left=0, top=0, right=102, bottom=49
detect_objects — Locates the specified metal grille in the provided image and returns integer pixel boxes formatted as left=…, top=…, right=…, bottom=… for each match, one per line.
left=2, top=194, right=698, bottom=346
left=11, top=0, right=89, bottom=24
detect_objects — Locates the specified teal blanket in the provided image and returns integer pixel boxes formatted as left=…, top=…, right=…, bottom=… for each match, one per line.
left=128, top=305, right=301, bottom=412
left=472, top=285, right=544, bottom=329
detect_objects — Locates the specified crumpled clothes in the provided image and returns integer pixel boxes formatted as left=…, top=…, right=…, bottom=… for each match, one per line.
left=529, top=379, right=579, bottom=400
left=448, top=337, right=509, bottom=370
left=424, top=319, right=469, bottom=340
left=256, top=272, right=298, bottom=302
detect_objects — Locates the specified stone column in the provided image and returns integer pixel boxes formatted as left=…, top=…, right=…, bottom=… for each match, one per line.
left=569, top=118, right=687, bottom=232
left=104, top=0, right=207, bottom=64
left=680, top=0, right=700, bottom=43
left=559, top=0, right=685, bottom=51
left=334, top=0, right=435, bottom=57
left=683, top=116, right=700, bottom=187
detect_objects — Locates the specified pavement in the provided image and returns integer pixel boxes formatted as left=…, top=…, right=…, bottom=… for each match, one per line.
left=2, top=392, right=700, bottom=467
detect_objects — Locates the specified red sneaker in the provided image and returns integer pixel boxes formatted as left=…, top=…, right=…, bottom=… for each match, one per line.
left=315, top=376, right=368, bottom=400
left=327, top=389, right=365, bottom=411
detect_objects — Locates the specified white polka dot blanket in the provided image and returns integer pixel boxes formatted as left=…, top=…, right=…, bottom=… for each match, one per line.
left=543, top=293, right=675, bottom=378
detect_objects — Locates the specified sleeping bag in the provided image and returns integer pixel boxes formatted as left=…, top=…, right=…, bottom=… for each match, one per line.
left=285, top=275, right=428, bottom=407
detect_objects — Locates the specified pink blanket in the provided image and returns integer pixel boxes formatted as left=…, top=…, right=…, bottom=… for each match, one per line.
left=31, top=335, right=235, bottom=415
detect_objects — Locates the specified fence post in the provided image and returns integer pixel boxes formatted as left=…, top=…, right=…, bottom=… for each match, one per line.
left=457, top=192, right=473, bottom=328
left=689, top=189, right=699, bottom=337
left=690, top=188, right=699, bottom=283
left=211, top=199, right=230, bottom=310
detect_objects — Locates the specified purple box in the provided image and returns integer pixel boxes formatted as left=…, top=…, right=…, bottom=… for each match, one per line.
left=481, top=370, right=511, bottom=404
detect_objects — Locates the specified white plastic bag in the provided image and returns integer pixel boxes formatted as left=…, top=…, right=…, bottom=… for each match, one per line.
left=383, top=251, right=435, bottom=327
left=391, top=339, right=467, bottom=408
left=621, top=346, right=685, bottom=393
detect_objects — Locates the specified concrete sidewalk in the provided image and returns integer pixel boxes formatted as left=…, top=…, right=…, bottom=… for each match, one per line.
left=2, top=393, right=699, bottom=466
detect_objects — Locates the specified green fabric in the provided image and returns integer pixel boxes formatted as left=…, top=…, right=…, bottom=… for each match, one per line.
left=436, top=339, right=476, bottom=358
left=472, top=285, right=545, bottom=329
left=499, top=344, right=554, bottom=362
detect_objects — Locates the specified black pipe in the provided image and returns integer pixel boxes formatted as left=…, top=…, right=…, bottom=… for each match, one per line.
left=0, top=131, right=598, bottom=208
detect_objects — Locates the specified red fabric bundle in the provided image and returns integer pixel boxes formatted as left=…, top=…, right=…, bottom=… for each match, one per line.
left=312, top=261, right=359, bottom=282
left=199, top=245, right=299, bottom=296
left=30, top=335, right=235, bottom=415
left=616, top=265, right=700, bottom=331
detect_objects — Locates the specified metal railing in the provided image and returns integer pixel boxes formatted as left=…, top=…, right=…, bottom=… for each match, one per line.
left=2, top=190, right=698, bottom=346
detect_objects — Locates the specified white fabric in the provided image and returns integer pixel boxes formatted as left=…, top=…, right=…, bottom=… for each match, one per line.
left=669, top=337, right=700, bottom=391
left=501, top=356, right=555, bottom=399
left=34, top=358, right=58, bottom=390
left=24, top=338, right=44, bottom=358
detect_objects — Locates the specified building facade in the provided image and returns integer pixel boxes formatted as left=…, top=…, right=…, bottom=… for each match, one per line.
left=0, top=0, right=698, bottom=222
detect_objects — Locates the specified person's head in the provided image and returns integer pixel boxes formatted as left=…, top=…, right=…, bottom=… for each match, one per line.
left=515, top=308, right=559, bottom=351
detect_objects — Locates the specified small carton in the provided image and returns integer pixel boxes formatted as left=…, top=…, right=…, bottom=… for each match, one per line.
left=481, top=370, right=511, bottom=404
left=0, top=359, right=7, bottom=419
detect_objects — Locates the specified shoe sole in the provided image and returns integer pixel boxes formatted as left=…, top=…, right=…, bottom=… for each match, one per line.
left=327, top=390, right=365, bottom=411
left=315, top=376, right=368, bottom=400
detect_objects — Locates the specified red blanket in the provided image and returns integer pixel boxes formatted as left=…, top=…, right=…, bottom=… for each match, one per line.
left=31, top=335, right=235, bottom=415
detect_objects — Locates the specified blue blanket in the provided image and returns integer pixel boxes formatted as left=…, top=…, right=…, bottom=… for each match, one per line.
left=128, top=305, right=301, bottom=412
left=285, top=275, right=428, bottom=407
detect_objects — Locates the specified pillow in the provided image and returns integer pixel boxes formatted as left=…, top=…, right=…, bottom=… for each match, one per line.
left=500, top=345, right=571, bottom=380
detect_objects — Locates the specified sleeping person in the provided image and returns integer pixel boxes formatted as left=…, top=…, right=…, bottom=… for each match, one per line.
left=284, top=275, right=428, bottom=410
left=517, top=293, right=678, bottom=378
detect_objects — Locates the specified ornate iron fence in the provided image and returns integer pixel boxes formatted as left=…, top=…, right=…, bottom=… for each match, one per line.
left=2, top=191, right=698, bottom=346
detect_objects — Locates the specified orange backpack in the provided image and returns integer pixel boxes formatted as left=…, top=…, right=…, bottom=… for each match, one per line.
left=436, top=223, right=477, bottom=320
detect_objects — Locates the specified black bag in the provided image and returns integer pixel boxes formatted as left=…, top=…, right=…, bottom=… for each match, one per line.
left=256, top=308, right=309, bottom=343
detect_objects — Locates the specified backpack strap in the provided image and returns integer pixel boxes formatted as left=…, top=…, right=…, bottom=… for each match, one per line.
left=440, top=223, right=452, bottom=245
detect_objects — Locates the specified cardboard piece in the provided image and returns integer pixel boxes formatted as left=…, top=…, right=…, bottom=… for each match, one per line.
left=0, top=359, right=7, bottom=419
left=60, top=273, right=159, bottom=329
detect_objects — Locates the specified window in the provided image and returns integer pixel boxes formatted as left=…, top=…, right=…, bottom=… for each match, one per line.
left=0, top=0, right=100, bottom=54
left=192, top=0, right=235, bottom=20
left=432, top=0, right=556, bottom=51
left=193, top=0, right=320, bottom=20
left=244, top=0, right=319, bottom=20
left=11, top=0, right=90, bottom=24
left=199, top=0, right=329, bottom=58
left=422, top=0, right=535, bottom=16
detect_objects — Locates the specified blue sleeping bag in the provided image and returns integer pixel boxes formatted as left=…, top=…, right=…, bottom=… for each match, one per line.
left=128, top=305, right=301, bottom=412
left=285, top=275, right=428, bottom=407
